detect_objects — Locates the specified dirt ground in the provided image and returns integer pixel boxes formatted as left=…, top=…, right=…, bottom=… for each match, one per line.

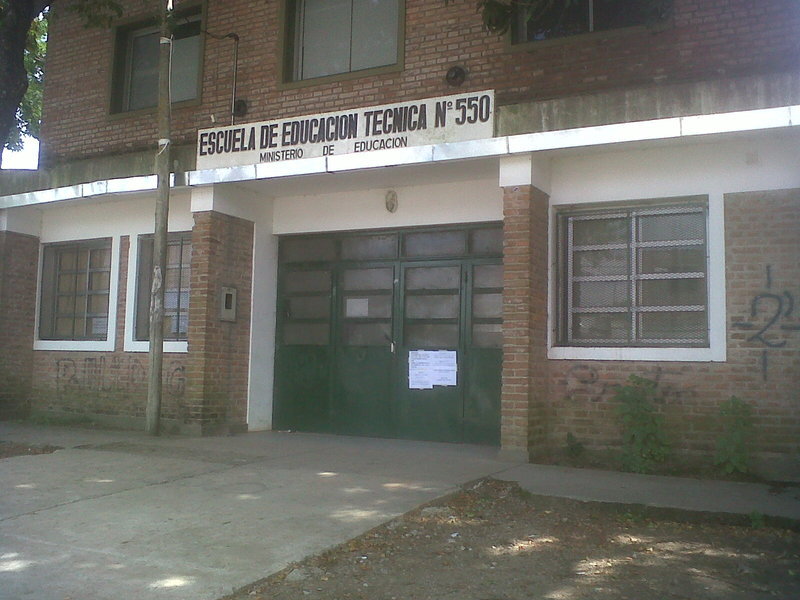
left=0, top=440, right=61, bottom=459
left=223, top=478, right=800, bottom=600
left=3, top=442, right=798, bottom=599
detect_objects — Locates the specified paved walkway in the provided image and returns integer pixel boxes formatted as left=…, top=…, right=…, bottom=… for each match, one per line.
left=1, top=422, right=798, bottom=600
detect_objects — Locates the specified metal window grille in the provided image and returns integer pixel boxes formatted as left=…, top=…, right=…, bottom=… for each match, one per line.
left=559, top=204, right=709, bottom=347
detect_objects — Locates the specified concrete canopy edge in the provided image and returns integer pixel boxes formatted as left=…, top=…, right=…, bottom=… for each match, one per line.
left=1, top=104, right=798, bottom=211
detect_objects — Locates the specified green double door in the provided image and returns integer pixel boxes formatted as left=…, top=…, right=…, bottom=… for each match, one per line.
left=274, top=226, right=502, bottom=445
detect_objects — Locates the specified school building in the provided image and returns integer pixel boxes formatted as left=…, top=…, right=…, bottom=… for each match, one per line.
left=1, top=0, right=798, bottom=477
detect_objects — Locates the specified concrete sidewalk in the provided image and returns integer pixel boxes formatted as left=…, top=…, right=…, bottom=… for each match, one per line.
left=1, top=422, right=799, bottom=600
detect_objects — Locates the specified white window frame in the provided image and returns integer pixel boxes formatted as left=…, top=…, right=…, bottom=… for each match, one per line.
left=34, top=236, right=120, bottom=352
left=548, top=194, right=727, bottom=362
left=124, top=234, right=189, bottom=353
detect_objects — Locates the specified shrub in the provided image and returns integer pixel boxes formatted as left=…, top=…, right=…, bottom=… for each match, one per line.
left=714, top=396, right=754, bottom=475
left=614, top=375, right=670, bottom=473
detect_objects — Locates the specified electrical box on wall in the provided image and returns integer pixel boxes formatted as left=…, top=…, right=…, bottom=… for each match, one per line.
left=220, top=286, right=237, bottom=322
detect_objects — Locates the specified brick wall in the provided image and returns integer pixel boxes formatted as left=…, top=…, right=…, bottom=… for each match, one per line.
left=29, top=236, right=192, bottom=429
left=0, top=231, right=39, bottom=418
left=39, top=0, right=800, bottom=166
left=541, top=189, right=800, bottom=473
left=186, top=211, right=254, bottom=433
left=501, top=184, right=549, bottom=458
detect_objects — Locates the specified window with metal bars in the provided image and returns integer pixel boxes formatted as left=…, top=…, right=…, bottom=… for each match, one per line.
left=135, top=233, right=192, bottom=341
left=557, top=203, right=709, bottom=347
left=39, top=239, right=112, bottom=341
left=511, top=0, right=649, bottom=44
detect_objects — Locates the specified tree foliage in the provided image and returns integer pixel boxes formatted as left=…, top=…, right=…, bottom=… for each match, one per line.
left=0, top=0, right=121, bottom=160
left=5, top=10, right=45, bottom=152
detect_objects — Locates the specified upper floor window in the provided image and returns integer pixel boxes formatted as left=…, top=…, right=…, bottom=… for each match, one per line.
left=511, top=0, right=648, bottom=44
left=285, top=0, right=401, bottom=82
left=556, top=203, right=709, bottom=347
left=112, top=8, right=202, bottom=112
left=39, top=239, right=112, bottom=341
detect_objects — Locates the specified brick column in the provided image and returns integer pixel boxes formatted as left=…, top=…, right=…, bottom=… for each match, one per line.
left=0, top=231, right=39, bottom=418
left=186, top=211, right=254, bottom=434
left=501, top=184, right=550, bottom=460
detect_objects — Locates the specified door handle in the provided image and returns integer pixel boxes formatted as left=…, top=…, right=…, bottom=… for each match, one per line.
left=384, top=332, right=395, bottom=354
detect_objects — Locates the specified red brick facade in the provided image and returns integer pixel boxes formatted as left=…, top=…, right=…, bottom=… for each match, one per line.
left=4, top=0, right=798, bottom=474
left=542, top=190, right=800, bottom=471
left=501, top=185, right=549, bottom=458
left=28, top=236, right=192, bottom=429
left=0, top=231, right=39, bottom=418
left=39, top=0, right=800, bottom=166
left=24, top=215, right=255, bottom=434
left=186, top=211, right=254, bottom=433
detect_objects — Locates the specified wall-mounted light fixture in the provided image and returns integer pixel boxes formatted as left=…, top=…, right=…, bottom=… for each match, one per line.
left=385, top=190, right=398, bottom=213
left=445, top=65, right=467, bottom=87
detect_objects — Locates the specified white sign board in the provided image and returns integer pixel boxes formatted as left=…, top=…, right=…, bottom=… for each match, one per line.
left=196, top=91, right=494, bottom=170
left=408, top=350, right=458, bottom=390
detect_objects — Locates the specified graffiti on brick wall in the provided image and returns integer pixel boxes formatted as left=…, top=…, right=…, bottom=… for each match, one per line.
left=731, top=266, right=799, bottom=381
left=565, top=364, right=697, bottom=404
left=167, top=364, right=186, bottom=398
left=55, top=357, right=186, bottom=401
left=565, top=365, right=607, bottom=402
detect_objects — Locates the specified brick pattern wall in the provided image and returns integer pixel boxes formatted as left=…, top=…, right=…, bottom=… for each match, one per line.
left=39, top=0, right=800, bottom=166
left=30, top=236, right=191, bottom=427
left=186, top=211, right=254, bottom=432
left=0, top=231, right=39, bottom=418
left=544, top=189, right=800, bottom=466
left=501, top=185, right=549, bottom=457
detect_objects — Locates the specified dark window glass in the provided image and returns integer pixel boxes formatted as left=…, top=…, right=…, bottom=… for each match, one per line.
left=113, top=9, right=202, bottom=112
left=284, top=270, right=331, bottom=293
left=341, top=234, right=398, bottom=260
left=135, top=233, right=192, bottom=341
left=511, top=0, right=648, bottom=44
left=281, top=237, right=337, bottom=263
left=405, top=266, right=460, bottom=290
left=342, top=268, right=394, bottom=291
left=288, top=0, right=399, bottom=81
left=39, top=239, right=112, bottom=341
left=470, top=227, right=503, bottom=256
left=403, top=230, right=466, bottom=258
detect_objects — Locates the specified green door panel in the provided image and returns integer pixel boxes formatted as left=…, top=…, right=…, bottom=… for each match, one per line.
left=395, top=350, right=463, bottom=443
left=274, top=226, right=504, bottom=446
left=273, top=346, right=331, bottom=433
left=332, top=346, right=394, bottom=437
left=463, top=348, right=502, bottom=445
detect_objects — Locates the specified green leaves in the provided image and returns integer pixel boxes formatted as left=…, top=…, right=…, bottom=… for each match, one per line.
left=5, top=10, right=46, bottom=151
left=614, top=375, right=670, bottom=473
left=714, top=396, right=754, bottom=475
left=65, top=0, right=122, bottom=28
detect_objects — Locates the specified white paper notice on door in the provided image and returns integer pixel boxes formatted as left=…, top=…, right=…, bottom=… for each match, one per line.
left=408, top=350, right=457, bottom=389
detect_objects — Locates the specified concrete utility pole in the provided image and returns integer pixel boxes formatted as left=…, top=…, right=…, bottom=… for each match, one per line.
left=146, top=0, right=173, bottom=435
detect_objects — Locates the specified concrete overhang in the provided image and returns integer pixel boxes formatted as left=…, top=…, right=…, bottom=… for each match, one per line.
left=2, top=104, right=797, bottom=210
